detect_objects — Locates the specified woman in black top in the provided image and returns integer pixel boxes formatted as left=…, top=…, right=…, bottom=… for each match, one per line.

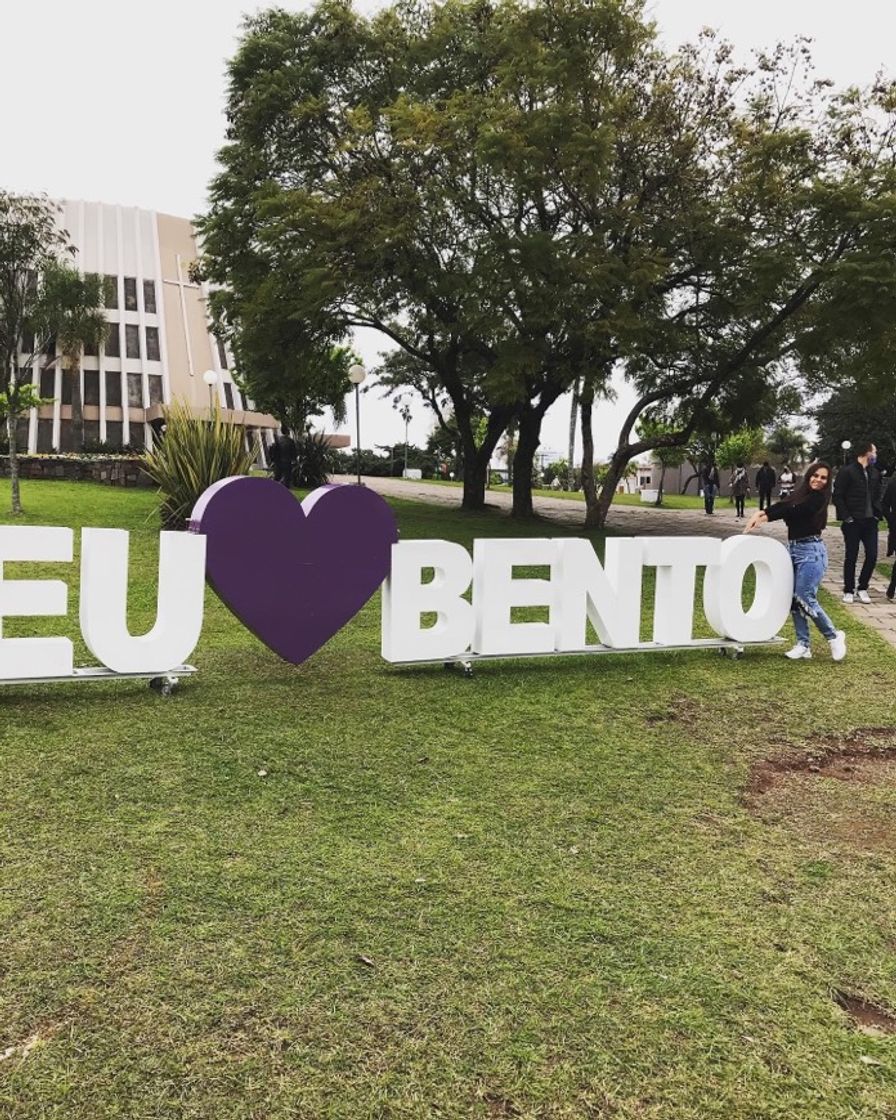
left=743, top=461, right=846, bottom=661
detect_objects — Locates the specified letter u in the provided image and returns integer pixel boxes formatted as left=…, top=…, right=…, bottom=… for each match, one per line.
left=79, top=528, right=207, bottom=673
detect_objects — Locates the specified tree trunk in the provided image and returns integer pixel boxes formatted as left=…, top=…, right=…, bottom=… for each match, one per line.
left=656, top=462, right=667, bottom=506
left=7, top=408, right=21, bottom=515
left=588, top=446, right=632, bottom=529
left=511, top=408, right=542, bottom=519
left=567, top=377, right=579, bottom=491
left=69, top=359, right=84, bottom=452
left=455, top=397, right=509, bottom=509
left=462, top=452, right=488, bottom=508
left=579, top=384, right=598, bottom=524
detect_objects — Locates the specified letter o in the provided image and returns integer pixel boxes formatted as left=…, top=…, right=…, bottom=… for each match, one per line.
left=703, top=536, right=793, bottom=642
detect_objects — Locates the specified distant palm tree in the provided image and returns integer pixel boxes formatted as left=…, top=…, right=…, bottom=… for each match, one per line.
left=34, top=264, right=106, bottom=452
left=765, top=423, right=810, bottom=467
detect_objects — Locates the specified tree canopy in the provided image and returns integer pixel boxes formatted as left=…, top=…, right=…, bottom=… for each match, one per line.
left=199, top=0, right=896, bottom=524
left=0, top=192, right=105, bottom=512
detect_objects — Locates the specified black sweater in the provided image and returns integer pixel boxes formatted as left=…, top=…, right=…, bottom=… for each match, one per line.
left=764, top=489, right=828, bottom=540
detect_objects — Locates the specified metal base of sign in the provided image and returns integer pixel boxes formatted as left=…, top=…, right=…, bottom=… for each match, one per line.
left=0, top=664, right=197, bottom=697
left=389, top=638, right=784, bottom=677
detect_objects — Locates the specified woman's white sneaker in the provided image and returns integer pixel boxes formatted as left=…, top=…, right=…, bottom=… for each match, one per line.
left=829, top=630, right=847, bottom=661
left=785, top=643, right=812, bottom=659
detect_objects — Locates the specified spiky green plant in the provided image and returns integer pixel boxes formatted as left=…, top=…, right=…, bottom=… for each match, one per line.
left=142, top=399, right=255, bottom=528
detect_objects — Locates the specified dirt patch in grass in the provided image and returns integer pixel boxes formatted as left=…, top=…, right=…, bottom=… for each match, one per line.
left=643, top=695, right=700, bottom=727
left=744, top=729, right=896, bottom=852
left=745, top=727, right=896, bottom=798
left=482, top=1092, right=520, bottom=1118
left=832, top=989, right=896, bottom=1036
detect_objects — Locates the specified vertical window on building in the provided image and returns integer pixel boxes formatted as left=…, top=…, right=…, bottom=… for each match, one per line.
left=216, top=337, right=228, bottom=369
left=84, top=335, right=99, bottom=357
left=105, top=420, right=123, bottom=449
left=145, top=326, right=160, bottom=362
left=43, top=334, right=56, bottom=357
left=124, top=277, right=137, bottom=311
left=223, top=382, right=234, bottom=410
left=143, top=279, right=157, bottom=314
left=15, top=418, right=29, bottom=452
left=105, top=323, right=121, bottom=357
left=58, top=420, right=74, bottom=452
left=84, top=420, right=100, bottom=446
left=128, top=423, right=145, bottom=451
left=125, top=324, right=140, bottom=359
left=61, top=370, right=74, bottom=406
left=40, top=367, right=56, bottom=399
left=127, top=373, right=143, bottom=407
left=84, top=371, right=100, bottom=406
left=148, top=375, right=163, bottom=405
left=37, top=419, right=53, bottom=453
left=105, top=371, right=122, bottom=407
left=104, top=275, right=118, bottom=309
left=20, top=328, right=34, bottom=355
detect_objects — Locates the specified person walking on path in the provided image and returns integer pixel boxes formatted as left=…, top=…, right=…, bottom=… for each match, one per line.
left=701, top=463, right=720, bottom=515
left=270, top=426, right=299, bottom=488
left=882, top=469, right=896, bottom=600
left=730, top=463, right=750, bottom=520
left=833, top=440, right=883, bottom=603
left=779, top=464, right=794, bottom=498
left=744, top=461, right=846, bottom=661
left=756, top=461, right=776, bottom=511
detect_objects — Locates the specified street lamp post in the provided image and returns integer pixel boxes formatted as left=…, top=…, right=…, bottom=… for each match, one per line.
left=348, top=362, right=366, bottom=485
left=202, top=369, right=219, bottom=415
left=841, top=439, right=851, bottom=466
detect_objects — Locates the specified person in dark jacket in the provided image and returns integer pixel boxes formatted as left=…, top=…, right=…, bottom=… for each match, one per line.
left=755, top=461, right=777, bottom=511
left=270, top=427, right=298, bottom=488
left=701, top=463, right=720, bottom=515
left=743, top=461, right=846, bottom=661
left=882, top=472, right=896, bottom=600
left=832, top=441, right=883, bottom=603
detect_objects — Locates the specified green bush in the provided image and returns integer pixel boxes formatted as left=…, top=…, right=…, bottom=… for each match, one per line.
left=142, top=399, right=255, bottom=529
left=294, top=431, right=341, bottom=488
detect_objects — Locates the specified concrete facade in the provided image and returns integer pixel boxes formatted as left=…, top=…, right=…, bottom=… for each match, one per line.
left=14, top=199, right=279, bottom=454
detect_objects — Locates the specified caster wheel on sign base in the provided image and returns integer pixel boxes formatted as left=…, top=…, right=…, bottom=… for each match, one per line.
left=462, top=661, right=474, bottom=678
left=150, top=674, right=179, bottom=697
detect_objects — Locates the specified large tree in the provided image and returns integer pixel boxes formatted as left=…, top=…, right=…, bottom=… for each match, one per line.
left=576, top=41, right=896, bottom=526
left=198, top=0, right=691, bottom=515
left=0, top=194, right=107, bottom=513
left=199, top=4, right=896, bottom=524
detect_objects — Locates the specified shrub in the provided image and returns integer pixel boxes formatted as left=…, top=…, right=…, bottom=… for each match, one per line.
left=294, top=430, right=341, bottom=488
left=142, top=399, right=255, bottom=528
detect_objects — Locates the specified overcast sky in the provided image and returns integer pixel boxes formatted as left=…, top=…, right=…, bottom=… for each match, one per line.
left=3, top=0, right=893, bottom=460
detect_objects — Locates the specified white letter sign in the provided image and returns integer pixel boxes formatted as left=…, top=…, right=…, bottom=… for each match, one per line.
left=381, top=540, right=474, bottom=662
left=380, top=534, right=794, bottom=664
left=0, top=526, right=74, bottom=679
left=703, top=536, right=793, bottom=642
left=80, top=528, right=206, bottom=673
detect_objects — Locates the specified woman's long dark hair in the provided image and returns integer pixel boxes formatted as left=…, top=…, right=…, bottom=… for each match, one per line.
left=783, top=460, right=833, bottom=534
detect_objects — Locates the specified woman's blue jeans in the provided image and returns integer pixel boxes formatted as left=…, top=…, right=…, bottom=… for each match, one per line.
left=789, top=539, right=836, bottom=644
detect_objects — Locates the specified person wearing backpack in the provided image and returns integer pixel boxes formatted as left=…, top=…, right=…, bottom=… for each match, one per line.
left=730, top=463, right=750, bottom=520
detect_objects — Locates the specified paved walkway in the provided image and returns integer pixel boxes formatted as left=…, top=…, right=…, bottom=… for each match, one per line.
left=336, top=476, right=896, bottom=649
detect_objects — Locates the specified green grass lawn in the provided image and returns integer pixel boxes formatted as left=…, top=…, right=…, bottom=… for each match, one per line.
left=1, top=479, right=896, bottom=1119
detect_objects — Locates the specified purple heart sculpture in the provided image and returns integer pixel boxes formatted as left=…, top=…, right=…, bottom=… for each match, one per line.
left=189, top=478, right=398, bottom=664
